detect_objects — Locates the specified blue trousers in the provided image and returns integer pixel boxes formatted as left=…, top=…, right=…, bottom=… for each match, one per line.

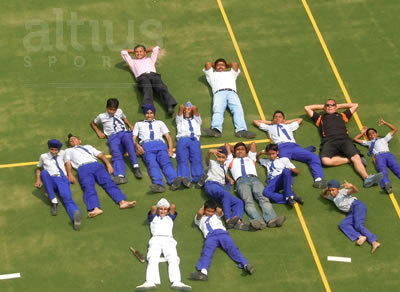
left=77, top=162, right=126, bottom=211
left=236, top=176, right=277, bottom=223
left=263, top=168, right=294, bottom=204
left=205, top=181, right=244, bottom=220
left=212, top=91, right=247, bottom=133
left=108, top=131, right=138, bottom=177
left=176, top=137, right=204, bottom=183
left=196, top=229, right=248, bottom=271
left=338, top=200, right=377, bottom=244
left=40, top=170, right=80, bottom=221
left=142, top=141, right=177, bottom=186
left=375, top=152, right=400, bottom=189
left=278, top=142, right=324, bottom=180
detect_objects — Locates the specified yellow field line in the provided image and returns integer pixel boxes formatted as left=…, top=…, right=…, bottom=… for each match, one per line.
left=217, top=0, right=331, bottom=291
left=301, top=0, right=400, bottom=219
left=216, top=0, right=266, bottom=121
left=295, top=204, right=331, bottom=292
left=0, top=139, right=272, bottom=169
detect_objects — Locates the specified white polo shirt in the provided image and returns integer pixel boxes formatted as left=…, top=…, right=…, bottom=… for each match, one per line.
left=203, top=67, right=240, bottom=94
left=259, top=157, right=296, bottom=181
left=194, top=214, right=226, bottom=238
left=259, top=122, right=298, bottom=144
left=132, top=119, right=169, bottom=144
left=362, top=133, right=392, bottom=155
left=65, top=145, right=101, bottom=169
left=37, top=150, right=67, bottom=176
left=94, top=108, right=127, bottom=136
left=327, top=188, right=358, bottom=213
left=176, top=114, right=202, bottom=141
left=205, top=160, right=228, bottom=185
left=148, top=213, right=177, bottom=237
left=226, top=151, right=258, bottom=181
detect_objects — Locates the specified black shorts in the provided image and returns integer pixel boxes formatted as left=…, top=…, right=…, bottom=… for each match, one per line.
left=320, top=137, right=359, bottom=159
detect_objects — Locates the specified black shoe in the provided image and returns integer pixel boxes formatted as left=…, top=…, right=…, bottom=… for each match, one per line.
left=287, top=196, right=296, bottom=206
left=202, top=128, right=222, bottom=138
left=190, top=271, right=208, bottom=281
left=235, top=130, right=256, bottom=139
left=168, top=104, right=176, bottom=116
left=133, top=167, right=143, bottom=179
left=294, top=194, right=304, bottom=205
left=51, top=203, right=58, bottom=216
left=150, top=184, right=166, bottom=193
left=73, top=210, right=81, bottom=231
left=226, top=216, right=240, bottom=229
left=244, top=264, right=254, bottom=274
left=267, top=216, right=286, bottom=228
left=113, top=176, right=128, bottom=185
left=195, top=174, right=207, bottom=189
left=170, top=177, right=183, bottom=191
left=182, top=177, right=191, bottom=188
left=384, top=182, right=392, bottom=194
left=312, top=180, right=327, bottom=189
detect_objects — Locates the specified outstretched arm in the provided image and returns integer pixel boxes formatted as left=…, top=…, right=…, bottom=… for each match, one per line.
left=123, top=117, right=134, bottom=131
left=34, top=167, right=42, bottom=188
left=379, top=119, right=397, bottom=136
left=164, top=133, right=174, bottom=157
left=65, top=161, right=76, bottom=184
left=90, top=120, right=106, bottom=139
left=97, top=153, right=113, bottom=175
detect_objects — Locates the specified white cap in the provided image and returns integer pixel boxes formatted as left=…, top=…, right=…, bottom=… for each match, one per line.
left=156, top=198, right=170, bottom=208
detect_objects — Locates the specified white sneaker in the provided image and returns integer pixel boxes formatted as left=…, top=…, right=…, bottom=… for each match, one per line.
left=171, top=282, right=192, bottom=291
left=136, top=282, right=156, bottom=291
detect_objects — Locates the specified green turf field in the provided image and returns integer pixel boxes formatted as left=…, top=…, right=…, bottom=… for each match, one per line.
left=1, top=0, right=400, bottom=291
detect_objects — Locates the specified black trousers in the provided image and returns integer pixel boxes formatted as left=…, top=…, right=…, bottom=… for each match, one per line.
left=136, top=72, right=177, bottom=109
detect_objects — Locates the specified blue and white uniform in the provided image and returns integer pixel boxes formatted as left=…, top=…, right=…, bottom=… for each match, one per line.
left=37, top=150, right=81, bottom=220
left=328, top=189, right=377, bottom=244
left=65, top=145, right=126, bottom=211
left=259, top=122, right=324, bottom=180
left=362, top=133, right=400, bottom=189
left=175, top=114, right=204, bottom=183
left=194, top=213, right=248, bottom=272
left=132, top=120, right=177, bottom=186
left=204, top=160, right=243, bottom=220
left=259, top=157, right=296, bottom=204
left=94, top=108, right=138, bottom=177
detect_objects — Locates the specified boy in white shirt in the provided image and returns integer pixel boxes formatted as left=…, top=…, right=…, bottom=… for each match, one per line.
left=136, top=198, right=191, bottom=291
left=190, top=200, right=254, bottom=281
left=257, top=143, right=303, bottom=206
left=91, top=98, right=142, bottom=185
left=353, top=119, right=400, bottom=194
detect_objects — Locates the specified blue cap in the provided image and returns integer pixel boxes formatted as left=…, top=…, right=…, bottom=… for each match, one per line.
left=327, top=179, right=340, bottom=188
left=48, top=139, right=63, bottom=150
left=185, top=101, right=193, bottom=108
left=143, top=104, right=156, bottom=114
left=217, top=146, right=228, bottom=156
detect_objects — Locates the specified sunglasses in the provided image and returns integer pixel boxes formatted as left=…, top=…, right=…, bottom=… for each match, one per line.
left=325, top=103, right=336, bottom=107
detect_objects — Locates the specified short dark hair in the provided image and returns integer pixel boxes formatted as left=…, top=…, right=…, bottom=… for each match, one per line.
left=366, top=128, right=377, bottom=136
left=273, top=110, right=285, bottom=119
left=214, top=58, right=227, bottom=67
left=106, top=98, right=119, bottom=109
left=204, top=199, right=217, bottom=210
left=134, top=44, right=146, bottom=51
left=265, top=143, right=279, bottom=152
left=67, top=133, right=78, bottom=140
left=234, top=142, right=247, bottom=153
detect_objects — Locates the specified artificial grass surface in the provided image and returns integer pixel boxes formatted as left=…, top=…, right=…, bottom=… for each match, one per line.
left=1, top=0, right=400, bottom=291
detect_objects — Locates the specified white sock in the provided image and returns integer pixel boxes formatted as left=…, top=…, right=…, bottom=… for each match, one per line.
left=51, top=198, right=58, bottom=204
left=315, top=177, right=322, bottom=182
left=201, top=268, right=208, bottom=275
left=133, top=164, right=139, bottom=168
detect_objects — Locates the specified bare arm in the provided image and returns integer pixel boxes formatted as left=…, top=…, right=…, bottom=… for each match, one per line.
left=342, top=180, right=358, bottom=195
left=249, top=142, right=257, bottom=153
left=225, top=143, right=233, bottom=155
left=164, top=133, right=174, bottom=157
left=216, top=207, right=223, bottom=217
left=229, top=62, right=239, bottom=72
left=256, top=149, right=267, bottom=161
left=122, top=49, right=134, bottom=54
left=97, top=153, right=113, bottom=175
left=34, top=167, right=42, bottom=188
left=304, top=104, right=324, bottom=118
left=150, top=205, right=157, bottom=215
left=122, top=117, right=134, bottom=131
left=379, top=119, right=397, bottom=136
left=290, top=167, right=300, bottom=175
left=353, top=126, right=368, bottom=144
left=65, top=161, right=76, bottom=184
left=169, top=204, right=176, bottom=215
left=177, top=104, right=184, bottom=116
left=204, top=62, right=213, bottom=70
left=196, top=206, right=205, bottom=220
left=253, top=120, right=271, bottom=127
left=90, top=120, right=106, bottom=139
left=192, top=105, right=200, bottom=117
left=133, top=135, right=144, bottom=155
left=320, top=188, right=330, bottom=199
left=205, top=149, right=217, bottom=166
left=285, top=118, right=303, bottom=125
left=337, top=103, right=358, bottom=114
